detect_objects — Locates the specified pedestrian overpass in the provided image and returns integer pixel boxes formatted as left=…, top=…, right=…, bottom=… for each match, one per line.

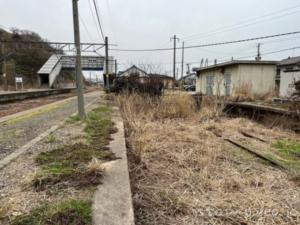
left=38, top=54, right=113, bottom=88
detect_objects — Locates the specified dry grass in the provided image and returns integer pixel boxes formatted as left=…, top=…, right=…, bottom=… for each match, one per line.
left=118, top=92, right=300, bottom=225
left=232, top=82, right=253, bottom=101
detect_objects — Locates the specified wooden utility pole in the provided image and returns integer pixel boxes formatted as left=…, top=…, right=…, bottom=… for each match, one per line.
left=72, top=0, right=85, bottom=119
left=105, top=36, right=109, bottom=88
left=181, top=41, right=185, bottom=79
left=170, top=35, right=179, bottom=80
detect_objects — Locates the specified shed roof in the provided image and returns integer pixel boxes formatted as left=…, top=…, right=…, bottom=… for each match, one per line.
left=193, top=60, right=278, bottom=73
left=278, top=56, right=300, bottom=66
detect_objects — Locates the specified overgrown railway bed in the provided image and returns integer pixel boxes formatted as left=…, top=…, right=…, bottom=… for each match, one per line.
left=224, top=101, right=300, bottom=132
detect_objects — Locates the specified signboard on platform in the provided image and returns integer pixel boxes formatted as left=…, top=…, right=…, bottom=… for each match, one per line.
left=15, top=77, right=23, bottom=83
left=15, top=76, right=24, bottom=90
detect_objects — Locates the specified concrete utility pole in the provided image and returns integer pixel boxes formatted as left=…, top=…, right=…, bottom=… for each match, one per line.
left=181, top=41, right=185, bottom=79
left=255, top=43, right=262, bottom=61
left=170, top=35, right=180, bottom=80
left=115, top=59, right=118, bottom=75
left=186, top=63, right=190, bottom=75
left=72, top=0, right=85, bottom=119
left=105, top=36, right=110, bottom=88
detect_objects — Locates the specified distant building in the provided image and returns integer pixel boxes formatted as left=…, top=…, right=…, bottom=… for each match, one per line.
left=277, top=56, right=300, bottom=97
left=118, top=65, right=148, bottom=78
left=148, top=74, right=175, bottom=89
left=118, top=65, right=175, bottom=88
left=193, top=60, right=277, bottom=96
left=179, top=73, right=196, bottom=86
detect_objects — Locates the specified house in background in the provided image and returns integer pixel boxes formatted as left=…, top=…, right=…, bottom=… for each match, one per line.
left=119, top=65, right=148, bottom=78
left=179, top=73, right=196, bottom=86
left=149, top=74, right=175, bottom=89
left=118, top=65, right=175, bottom=88
left=193, top=60, right=277, bottom=97
left=277, top=56, right=300, bottom=97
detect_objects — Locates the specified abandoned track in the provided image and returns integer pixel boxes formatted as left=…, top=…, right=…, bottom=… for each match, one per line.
left=223, top=101, right=300, bottom=132
left=0, top=88, right=76, bottom=104
left=0, top=92, right=76, bottom=118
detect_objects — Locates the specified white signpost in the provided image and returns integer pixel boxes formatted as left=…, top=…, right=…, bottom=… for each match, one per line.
left=15, top=76, right=24, bottom=90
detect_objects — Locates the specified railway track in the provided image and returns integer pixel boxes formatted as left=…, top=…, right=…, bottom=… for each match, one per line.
left=209, top=127, right=298, bottom=172
left=0, top=88, right=76, bottom=104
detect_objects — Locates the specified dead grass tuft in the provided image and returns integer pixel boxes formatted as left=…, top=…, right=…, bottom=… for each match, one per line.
left=232, top=82, right=253, bottom=101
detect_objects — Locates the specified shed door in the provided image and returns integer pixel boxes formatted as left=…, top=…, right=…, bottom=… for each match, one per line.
left=206, top=75, right=214, bottom=95
left=224, top=74, right=231, bottom=96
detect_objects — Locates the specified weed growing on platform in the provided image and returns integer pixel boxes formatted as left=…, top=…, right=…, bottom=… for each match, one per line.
left=33, top=107, right=117, bottom=191
left=11, top=200, right=92, bottom=225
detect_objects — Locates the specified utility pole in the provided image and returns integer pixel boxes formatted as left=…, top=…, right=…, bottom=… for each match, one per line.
left=115, top=59, right=118, bottom=75
left=104, top=36, right=110, bottom=89
left=1, top=44, right=8, bottom=91
left=186, top=63, right=190, bottom=75
left=170, top=35, right=179, bottom=80
left=72, top=0, right=85, bottom=119
left=181, top=41, right=185, bottom=79
left=255, top=43, right=262, bottom=61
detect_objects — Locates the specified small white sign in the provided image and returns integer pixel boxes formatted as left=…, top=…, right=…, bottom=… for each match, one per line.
left=15, top=77, right=23, bottom=83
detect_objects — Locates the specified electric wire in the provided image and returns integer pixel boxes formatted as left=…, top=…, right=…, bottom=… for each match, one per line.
left=110, top=31, right=300, bottom=52
left=87, top=0, right=103, bottom=41
left=92, top=0, right=105, bottom=41
left=182, top=4, right=300, bottom=41
left=79, top=15, right=94, bottom=42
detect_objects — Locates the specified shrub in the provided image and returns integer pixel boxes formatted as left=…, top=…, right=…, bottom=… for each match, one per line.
left=113, top=76, right=164, bottom=96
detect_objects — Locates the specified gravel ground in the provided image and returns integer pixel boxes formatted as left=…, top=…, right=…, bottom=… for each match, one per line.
left=0, top=91, right=100, bottom=160
left=0, top=115, right=94, bottom=223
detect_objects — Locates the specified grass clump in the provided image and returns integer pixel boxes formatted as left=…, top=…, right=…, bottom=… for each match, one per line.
left=32, top=106, right=117, bottom=191
left=273, top=140, right=300, bottom=160
left=46, top=134, right=56, bottom=143
left=11, top=200, right=92, bottom=225
left=65, top=114, right=81, bottom=125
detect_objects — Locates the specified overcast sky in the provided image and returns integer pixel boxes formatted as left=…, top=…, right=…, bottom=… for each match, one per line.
left=0, top=0, right=300, bottom=76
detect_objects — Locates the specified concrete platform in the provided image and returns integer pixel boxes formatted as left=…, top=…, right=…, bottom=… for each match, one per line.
left=0, top=88, right=75, bottom=103
left=93, top=108, right=135, bottom=225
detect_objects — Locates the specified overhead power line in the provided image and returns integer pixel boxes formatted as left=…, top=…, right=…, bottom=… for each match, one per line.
left=92, top=0, right=105, bottom=41
left=110, top=31, right=300, bottom=52
left=87, top=0, right=103, bottom=41
left=182, top=3, right=300, bottom=41
left=184, top=10, right=300, bottom=42
left=237, top=46, right=300, bottom=59
left=79, top=15, right=94, bottom=42
left=120, top=45, right=300, bottom=66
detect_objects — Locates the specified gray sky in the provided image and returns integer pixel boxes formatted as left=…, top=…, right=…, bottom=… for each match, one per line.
left=0, top=0, right=300, bottom=76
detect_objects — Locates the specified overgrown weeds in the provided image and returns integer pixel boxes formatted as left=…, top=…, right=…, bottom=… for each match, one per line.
left=118, top=93, right=223, bottom=130
left=273, top=139, right=300, bottom=159
left=118, top=92, right=300, bottom=225
left=11, top=200, right=92, bottom=225
left=32, top=107, right=117, bottom=191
